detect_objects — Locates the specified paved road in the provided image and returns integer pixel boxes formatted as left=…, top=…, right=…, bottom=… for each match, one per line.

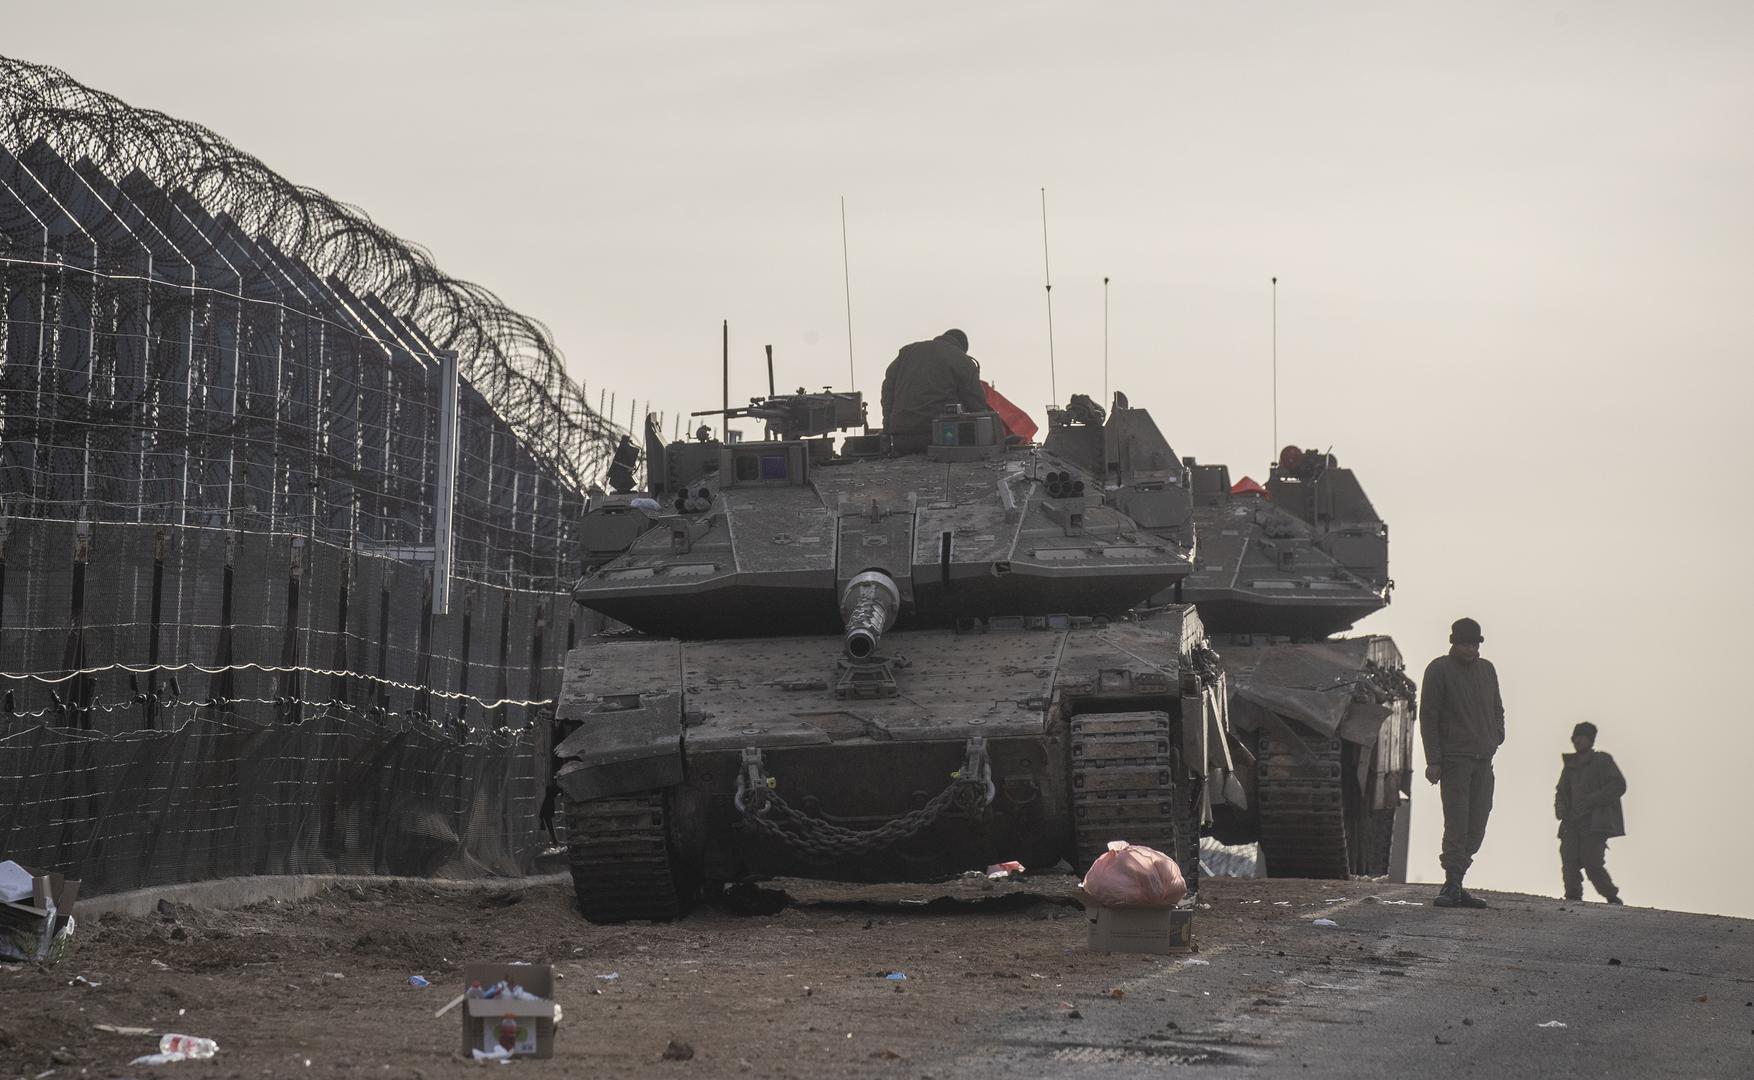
left=954, top=885, right=1754, bottom=1078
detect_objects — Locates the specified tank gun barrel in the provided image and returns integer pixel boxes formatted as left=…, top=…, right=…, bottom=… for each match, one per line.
left=840, top=571, right=900, bottom=660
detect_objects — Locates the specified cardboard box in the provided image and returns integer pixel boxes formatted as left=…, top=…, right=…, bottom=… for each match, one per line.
left=0, top=864, right=79, bottom=964
left=459, top=963, right=558, bottom=1059
left=1086, top=905, right=1194, bottom=955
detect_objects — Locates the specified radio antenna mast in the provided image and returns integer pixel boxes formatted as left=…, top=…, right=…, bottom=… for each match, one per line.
left=840, top=196, right=856, bottom=391
left=1041, top=188, right=1057, bottom=407
left=1271, top=276, right=1279, bottom=464
left=1103, top=275, right=1111, bottom=409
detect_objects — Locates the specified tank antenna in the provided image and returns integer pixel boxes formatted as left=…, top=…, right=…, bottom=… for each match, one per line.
left=765, top=343, right=775, bottom=397
left=841, top=196, right=856, bottom=391
left=1271, top=276, right=1279, bottom=466
left=1041, top=188, right=1057, bottom=407
left=722, top=318, right=730, bottom=440
left=1103, top=275, right=1110, bottom=410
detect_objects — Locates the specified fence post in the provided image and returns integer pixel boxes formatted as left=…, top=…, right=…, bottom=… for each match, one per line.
left=432, top=349, right=460, bottom=614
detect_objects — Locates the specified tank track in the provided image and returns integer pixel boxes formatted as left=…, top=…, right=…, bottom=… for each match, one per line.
left=1069, top=712, right=1201, bottom=893
left=1256, top=728, right=1351, bottom=879
left=565, top=791, right=691, bottom=923
left=1257, top=729, right=1399, bottom=879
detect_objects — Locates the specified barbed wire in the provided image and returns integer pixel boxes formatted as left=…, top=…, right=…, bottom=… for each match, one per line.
left=0, top=54, right=625, bottom=494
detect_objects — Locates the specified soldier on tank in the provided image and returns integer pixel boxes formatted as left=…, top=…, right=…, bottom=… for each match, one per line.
left=879, top=328, right=988, bottom=453
left=1420, top=617, right=1504, bottom=909
left=1555, top=721, right=1626, bottom=904
left=606, top=435, right=640, bottom=494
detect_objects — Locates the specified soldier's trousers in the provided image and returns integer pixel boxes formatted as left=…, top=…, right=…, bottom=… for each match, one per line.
left=1560, top=829, right=1618, bottom=901
left=1438, top=755, right=1494, bottom=879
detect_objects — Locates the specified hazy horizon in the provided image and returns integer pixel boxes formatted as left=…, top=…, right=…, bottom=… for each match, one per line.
left=8, top=1, right=1751, bottom=917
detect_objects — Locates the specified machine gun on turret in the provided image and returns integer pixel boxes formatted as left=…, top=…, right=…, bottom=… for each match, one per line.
left=691, top=390, right=866, bottom=442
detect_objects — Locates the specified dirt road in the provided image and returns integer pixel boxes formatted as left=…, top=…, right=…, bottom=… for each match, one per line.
left=4, top=875, right=1749, bottom=1078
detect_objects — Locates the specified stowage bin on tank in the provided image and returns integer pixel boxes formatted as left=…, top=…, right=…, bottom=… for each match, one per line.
left=555, top=390, right=1240, bottom=922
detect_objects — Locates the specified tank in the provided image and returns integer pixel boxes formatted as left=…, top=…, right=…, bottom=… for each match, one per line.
left=553, top=391, right=1241, bottom=922
left=1174, top=446, right=1416, bottom=879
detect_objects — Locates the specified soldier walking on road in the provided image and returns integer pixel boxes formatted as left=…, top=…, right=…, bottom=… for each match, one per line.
left=1420, top=617, right=1504, bottom=909
left=1555, top=721, right=1626, bottom=904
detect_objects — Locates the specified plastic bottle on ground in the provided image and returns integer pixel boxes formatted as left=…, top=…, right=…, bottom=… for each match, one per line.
left=159, top=1034, right=219, bottom=1059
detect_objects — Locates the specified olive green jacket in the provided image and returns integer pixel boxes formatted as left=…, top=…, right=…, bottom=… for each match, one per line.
left=1555, top=750, right=1626, bottom=839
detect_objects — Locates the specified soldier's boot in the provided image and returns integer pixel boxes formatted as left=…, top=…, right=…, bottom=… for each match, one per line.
left=1434, top=879, right=1464, bottom=909
left=1604, top=895, right=1624, bottom=906
left=1455, top=887, right=1489, bottom=909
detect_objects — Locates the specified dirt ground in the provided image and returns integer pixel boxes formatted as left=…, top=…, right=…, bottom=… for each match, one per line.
left=0, top=870, right=1380, bottom=1079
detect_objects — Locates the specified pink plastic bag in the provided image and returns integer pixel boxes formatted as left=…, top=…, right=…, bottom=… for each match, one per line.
left=1080, top=841, right=1187, bottom=908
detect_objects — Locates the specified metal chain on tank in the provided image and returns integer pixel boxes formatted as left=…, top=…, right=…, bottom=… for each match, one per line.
left=734, top=740, right=994, bottom=859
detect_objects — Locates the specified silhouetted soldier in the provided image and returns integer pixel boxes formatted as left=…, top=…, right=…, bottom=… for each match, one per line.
left=880, top=328, right=987, bottom=453
left=606, top=434, right=639, bottom=494
left=1555, top=721, right=1626, bottom=904
left=1420, top=617, right=1504, bottom=909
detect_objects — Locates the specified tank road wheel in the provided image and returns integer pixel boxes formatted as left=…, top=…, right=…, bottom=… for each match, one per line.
left=1069, top=712, right=1200, bottom=892
left=1255, top=729, right=1351, bottom=879
left=565, top=790, right=695, bottom=923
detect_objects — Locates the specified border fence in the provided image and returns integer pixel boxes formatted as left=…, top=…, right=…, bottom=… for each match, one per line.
left=0, top=57, right=627, bottom=894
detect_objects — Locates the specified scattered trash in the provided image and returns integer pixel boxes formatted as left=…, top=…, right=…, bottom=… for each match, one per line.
left=0, top=863, right=79, bottom=964
left=1697, top=994, right=1709, bottom=1004
left=1197, top=837, right=1266, bottom=879
left=471, top=1046, right=513, bottom=1064
left=1180, top=958, right=1210, bottom=966
left=324, top=972, right=345, bottom=980
left=1273, top=901, right=1292, bottom=906
left=0, top=861, right=35, bottom=902
left=1108, top=988, right=1125, bottom=1000
left=1311, top=918, right=1339, bottom=928
left=1607, top=958, right=1622, bottom=966
left=434, top=993, right=467, bottom=1018
left=884, top=971, right=908, bottom=981
left=1537, top=1020, right=1568, bottom=1029
left=661, top=1039, right=696, bottom=1061
left=985, top=861, right=1026, bottom=880
left=1081, top=841, right=1187, bottom=908
left=69, top=974, right=101, bottom=988
left=595, top=972, right=621, bottom=982
left=1323, top=898, right=1348, bottom=904
left=134, top=1033, right=220, bottom=1063
left=1361, top=897, right=1423, bottom=906
left=459, top=963, right=557, bottom=1059
left=95, top=1024, right=153, bottom=1036
left=409, top=975, right=430, bottom=988
left=151, top=959, right=170, bottom=970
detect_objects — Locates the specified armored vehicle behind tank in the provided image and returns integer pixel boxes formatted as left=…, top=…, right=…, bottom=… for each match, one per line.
left=553, top=390, right=1240, bottom=922
left=1176, top=446, right=1415, bottom=879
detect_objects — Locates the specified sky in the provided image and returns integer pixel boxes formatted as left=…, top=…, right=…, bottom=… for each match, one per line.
left=7, top=1, right=1752, bottom=916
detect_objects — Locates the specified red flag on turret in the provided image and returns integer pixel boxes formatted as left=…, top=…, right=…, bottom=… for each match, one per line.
left=982, top=381, right=1038, bottom=442
left=1231, top=476, right=1268, bottom=497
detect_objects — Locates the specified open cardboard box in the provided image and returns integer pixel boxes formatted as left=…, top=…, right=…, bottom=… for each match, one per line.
left=1086, top=905, right=1194, bottom=955
left=0, top=863, right=79, bottom=964
left=459, top=962, right=558, bottom=1058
